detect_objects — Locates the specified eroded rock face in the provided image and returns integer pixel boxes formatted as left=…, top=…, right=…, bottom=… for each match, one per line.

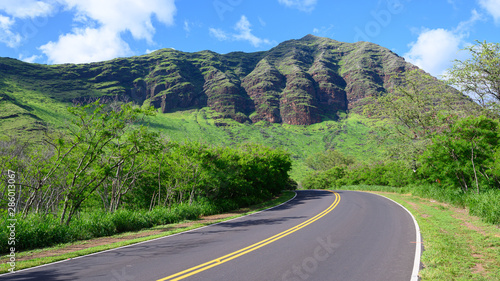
left=138, top=59, right=206, bottom=113
left=241, top=59, right=284, bottom=123
left=7, top=35, right=424, bottom=125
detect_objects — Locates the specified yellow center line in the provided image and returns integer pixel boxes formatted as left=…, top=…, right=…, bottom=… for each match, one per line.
left=157, top=191, right=341, bottom=281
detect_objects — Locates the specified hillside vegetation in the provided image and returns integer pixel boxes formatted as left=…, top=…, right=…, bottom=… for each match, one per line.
left=1, top=37, right=499, bottom=264
left=0, top=35, right=464, bottom=180
left=302, top=41, right=500, bottom=227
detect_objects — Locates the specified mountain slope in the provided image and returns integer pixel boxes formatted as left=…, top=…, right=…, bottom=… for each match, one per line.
left=1, top=35, right=419, bottom=130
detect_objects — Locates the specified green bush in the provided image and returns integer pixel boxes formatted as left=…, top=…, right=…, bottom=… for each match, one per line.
left=418, top=116, right=500, bottom=193
left=302, top=166, right=346, bottom=189
left=77, top=211, right=116, bottom=238
left=111, top=209, right=150, bottom=233
left=408, top=184, right=468, bottom=207
left=302, top=160, right=415, bottom=190
left=467, top=190, right=500, bottom=225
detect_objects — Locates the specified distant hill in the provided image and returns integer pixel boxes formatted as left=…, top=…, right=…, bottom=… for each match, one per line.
left=1, top=34, right=429, bottom=128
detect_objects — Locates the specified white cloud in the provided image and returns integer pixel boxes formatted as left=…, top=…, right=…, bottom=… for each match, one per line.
left=19, top=54, right=41, bottom=63
left=479, top=0, right=500, bottom=23
left=0, top=15, right=14, bottom=28
left=455, top=9, right=483, bottom=33
left=0, top=14, right=22, bottom=47
left=312, top=24, right=334, bottom=37
left=0, top=0, right=56, bottom=18
left=61, top=0, right=176, bottom=42
left=404, top=11, right=482, bottom=77
left=184, top=20, right=191, bottom=33
left=278, top=0, right=317, bottom=12
left=404, top=29, right=462, bottom=77
left=210, top=16, right=271, bottom=48
left=0, top=0, right=57, bottom=48
left=38, top=0, right=176, bottom=64
left=233, top=15, right=270, bottom=47
left=209, top=28, right=229, bottom=41
left=40, top=27, right=132, bottom=64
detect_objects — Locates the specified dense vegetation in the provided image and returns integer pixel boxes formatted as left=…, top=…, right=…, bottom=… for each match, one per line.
left=1, top=38, right=499, bottom=256
left=0, top=101, right=293, bottom=252
left=302, top=41, right=500, bottom=225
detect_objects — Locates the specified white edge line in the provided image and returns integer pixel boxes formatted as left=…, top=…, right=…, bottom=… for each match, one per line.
left=1, top=191, right=298, bottom=276
left=357, top=191, right=422, bottom=281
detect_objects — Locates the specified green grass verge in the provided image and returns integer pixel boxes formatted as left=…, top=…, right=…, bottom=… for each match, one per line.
left=333, top=187, right=500, bottom=280
left=0, top=191, right=295, bottom=274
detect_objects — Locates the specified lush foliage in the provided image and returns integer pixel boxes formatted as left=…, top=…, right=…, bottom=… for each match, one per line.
left=0, top=101, right=294, bottom=252
left=304, top=149, right=355, bottom=171
left=419, top=116, right=500, bottom=193
left=302, top=157, right=415, bottom=190
left=447, top=40, right=500, bottom=113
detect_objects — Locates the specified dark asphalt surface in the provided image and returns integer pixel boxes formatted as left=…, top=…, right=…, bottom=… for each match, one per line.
left=1, top=190, right=419, bottom=281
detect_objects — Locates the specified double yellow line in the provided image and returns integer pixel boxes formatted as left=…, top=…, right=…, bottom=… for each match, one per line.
left=157, top=191, right=341, bottom=281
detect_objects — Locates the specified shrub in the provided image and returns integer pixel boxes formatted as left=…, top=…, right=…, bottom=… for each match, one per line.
left=467, top=190, right=500, bottom=225
left=302, top=166, right=347, bottom=189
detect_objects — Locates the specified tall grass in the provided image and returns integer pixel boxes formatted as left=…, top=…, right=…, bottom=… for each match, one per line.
left=466, top=190, right=500, bottom=225
left=334, top=184, right=500, bottom=225
left=0, top=199, right=229, bottom=254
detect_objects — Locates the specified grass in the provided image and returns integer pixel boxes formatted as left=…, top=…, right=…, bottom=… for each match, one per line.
left=144, top=109, right=383, bottom=181
left=334, top=187, right=500, bottom=280
left=0, top=80, right=74, bottom=140
left=0, top=191, right=295, bottom=274
left=385, top=193, right=500, bottom=280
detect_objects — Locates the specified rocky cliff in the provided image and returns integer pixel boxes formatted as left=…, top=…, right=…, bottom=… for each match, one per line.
left=0, top=35, right=421, bottom=125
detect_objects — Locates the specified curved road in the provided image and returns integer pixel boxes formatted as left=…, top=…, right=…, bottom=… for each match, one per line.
left=1, top=190, right=420, bottom=281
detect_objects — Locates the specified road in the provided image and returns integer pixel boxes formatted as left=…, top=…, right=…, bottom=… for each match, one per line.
left=1, top=190, right=420, bottom=281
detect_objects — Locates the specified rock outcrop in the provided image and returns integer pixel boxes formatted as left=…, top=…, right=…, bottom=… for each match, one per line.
left=0, top=35, right=424, bottom=125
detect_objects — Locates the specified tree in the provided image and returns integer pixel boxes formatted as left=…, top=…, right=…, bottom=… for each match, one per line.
left=0, top=138, right=30, bottom=216
left=304, top=149, right=355, bottom=171
left=419, top=116, right=500, bottom=193
left=19, top=145, right=63, bottom=217
left=97, top=125, right=160, bottom=212
left=369, top=69, right=474, bottom=170
left=48, top=101, right=156, bottom=224
left=302, top=166, right=346, bottom=189
left=447, top=41, right=500, bottom=114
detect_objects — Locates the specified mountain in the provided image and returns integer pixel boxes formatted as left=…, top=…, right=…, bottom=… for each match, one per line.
left=0, top=34, right=420, bottom=130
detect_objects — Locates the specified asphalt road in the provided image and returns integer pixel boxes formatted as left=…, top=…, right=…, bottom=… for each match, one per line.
left=1, top=190, right=420, bottom=281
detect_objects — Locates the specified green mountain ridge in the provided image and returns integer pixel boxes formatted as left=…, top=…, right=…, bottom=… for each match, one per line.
left=1, top=35, right=418, bottom=128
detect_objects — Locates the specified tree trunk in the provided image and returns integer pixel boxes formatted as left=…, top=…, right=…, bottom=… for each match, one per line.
left=60, top=196, right=69, bottom=224
left=149, top=191, right=157, bottom=211
left=471, top=144, right=480, bottom=194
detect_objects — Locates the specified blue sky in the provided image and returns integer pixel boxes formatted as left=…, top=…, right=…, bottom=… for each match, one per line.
left=0, top=0, right=499, bottom=77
